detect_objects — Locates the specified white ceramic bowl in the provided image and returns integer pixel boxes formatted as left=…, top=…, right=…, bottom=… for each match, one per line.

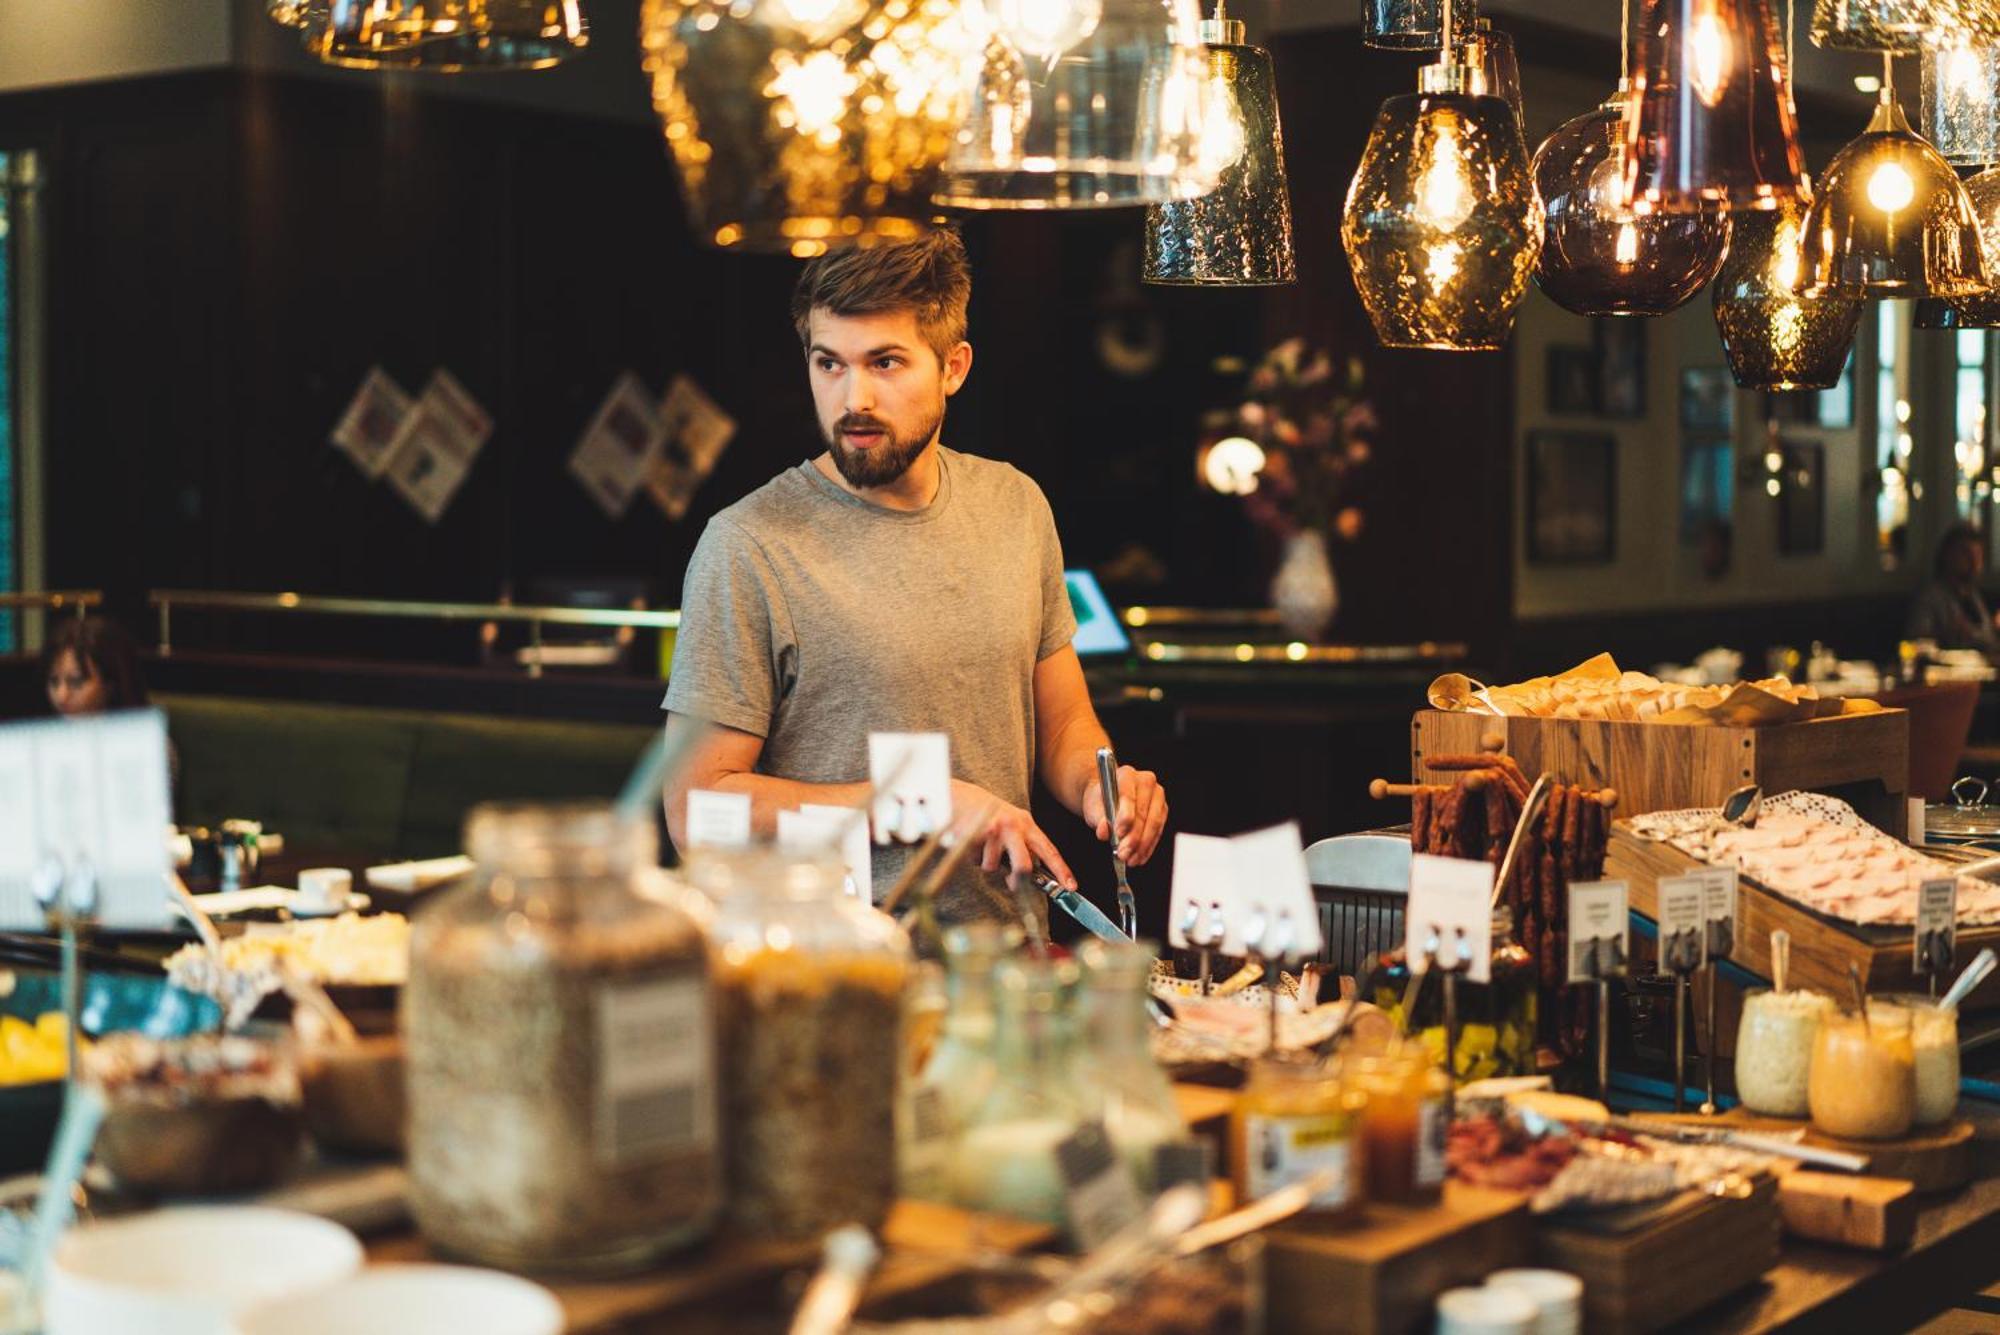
left=230, top=1265, right=563, bottom=1335
left=1484, top=1268, right=1584, bottom=1335
left=1436, top=1285, right=1539, bottom=1335
left=46, top=1207, right=362, bottom=1335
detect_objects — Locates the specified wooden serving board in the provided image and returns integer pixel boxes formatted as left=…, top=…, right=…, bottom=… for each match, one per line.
left=1535, top=1174, right=1780, bottom=1335
left=1414, top=708, right=1910, bottom=834
left=1638, top=1108, right=1977, bottom=1195
left=1262, top=1182, right=1530, bottom=1335
left=1607, top=828, right=2000, bottom=1008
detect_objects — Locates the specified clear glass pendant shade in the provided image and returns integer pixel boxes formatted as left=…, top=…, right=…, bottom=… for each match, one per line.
left=1342, top=65, right=1542, bottom=350
left=1467, top=22, right=1525, bottom=132
left=1713, top=194, right=1863, bottom=387
left=640, top=0, right=978, bottom=251
left=1798, top=93, right=1988, bottom=297
left=934, top=0, right=1217, bottom=209
left=1533, top=90, right=1731, bottom=316
left=1922, top=37, right=2000, bottom=166
left=1144, top=17, right=1296, bottom=286
left=1915, top=167, right=2000, bottom=326
left=1362, top=0, right=1480, bottom=51
left=1811, top=0, right=2000, bottom=54
left=1623, top=0, right=1805, bottom=214
left=314, top=0, right=588, bottom=69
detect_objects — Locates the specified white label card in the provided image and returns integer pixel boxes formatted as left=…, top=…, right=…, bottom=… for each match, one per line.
left=1406, top=853, right=1495, bottom=985
left=1916, top=878, right=1958, bottom=978
left=0, top=710, right=174, bottom=931
left=1168, top=832, right=1238, bottom=952
left=1700, top=866, right=1738, bottom=964
left=684, top=789, right=752, bottom=851
left=1055, top=1121, right=1144, bottom=1250
left=595, top=975, right=713, bottom=1167
left=1232, top=822, right=1324, bottom=960
left=868, top=733, right=952, bottom=845
left=1657, top=874, right=1709, bottom=976
left=800, top=803, right=874, bottom=903
left=1567, top=879, right=1631, bottom=983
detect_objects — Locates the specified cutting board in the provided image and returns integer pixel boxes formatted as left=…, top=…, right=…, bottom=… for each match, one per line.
left=1637, top=1108, right=1976, bottom=1194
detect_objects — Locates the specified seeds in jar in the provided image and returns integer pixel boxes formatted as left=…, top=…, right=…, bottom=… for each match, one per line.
left=1734, top=989, right=1833, bottom=1118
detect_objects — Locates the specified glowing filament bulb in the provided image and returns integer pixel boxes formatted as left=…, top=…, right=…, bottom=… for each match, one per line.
left=1613, top=220, right=1640, bottom=266
left=767, top=50, right=857, bottom=144
left=1425, top=240, right=1463, bottom=287
left=1418, top=120, right=1472, bottom=228
left=1688, top=3, right=1731, bottom=109
left=1769, top=217, right=1801, bottom=290
left=1948, top=44, right=1982, bottom=92
left=1198, top=73, right=1247, bottom=179
left=1867, top=159, right=1915, bottom=215
left=987, top=0, right=1101, bottom=59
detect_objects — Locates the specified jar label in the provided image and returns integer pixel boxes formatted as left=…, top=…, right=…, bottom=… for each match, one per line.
left=595, top=975, right=713, bottom=1167
left=1415, top=1098, right=1448, bottom=1188
left=1244, top=1113, right=1353, bottom=1208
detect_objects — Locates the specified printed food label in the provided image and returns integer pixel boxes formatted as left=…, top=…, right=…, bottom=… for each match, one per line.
left=595, top=975, right=713, bottom=1167
left=1415, top=1098, right=1449, bottom=1188
left=1243, top=1113, right=1354, bottom=1208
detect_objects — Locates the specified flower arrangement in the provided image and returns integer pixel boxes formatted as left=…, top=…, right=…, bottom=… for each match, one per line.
left=1204, top=337, right=1375, bottom=544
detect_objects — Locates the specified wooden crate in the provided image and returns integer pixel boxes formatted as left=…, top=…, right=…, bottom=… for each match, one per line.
left=1263, top=1183, right=1530, bottom=1335
left=1608, top=827, right=2000, bottom=1008
left=1413, top=709, right=1910, bottom=834
left=1534, top=1176, right=1781, bottom=1335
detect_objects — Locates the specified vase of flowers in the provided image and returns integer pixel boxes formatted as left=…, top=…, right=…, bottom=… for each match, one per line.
left=1203, top=338, right=1374, bottom=641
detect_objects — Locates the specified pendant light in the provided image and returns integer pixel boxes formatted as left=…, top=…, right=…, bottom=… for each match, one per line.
left=1467, top=20, right=1525, bottom=133
left=1916, top=167, right=2000, bottom=326
left=1362, top=0, right=1479, bottom=51
left=639, top=0, right=978, bottom=253
left=266, top=0, right=323, bottom=27
left=312, top=0, right=588, bottom=69
left=1811, top=0, right=2000, bottom=53
left=1341, top=0, right=1541, bottom=350
left=1143, top=2, right=1296, bottom=286
left=933, top=0, right=1217, bottom=209
left=1922, top=36, right=2000, bottom=166
left=1799, top=54, right=1988, bottom=298
left=1532, top=0, right=1730, bottom=316
left=1623, top=0, right=1805, bottom=215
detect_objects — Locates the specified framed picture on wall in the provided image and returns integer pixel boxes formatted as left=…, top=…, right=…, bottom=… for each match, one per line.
left=1594, top=319, right=1647, bottom=419
left=1680, top=366, right=1735, bottom=432
left=1527, top=429, right=1617, bottom=564
left=1775, top=437, right=1825, bottom=555
left=1548, top=346, right=1600, bottom=414
left=1680, top=435, right=1734, bottom=543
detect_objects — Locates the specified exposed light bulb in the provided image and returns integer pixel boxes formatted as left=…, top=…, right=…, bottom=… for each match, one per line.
left=1613, top=220, right=1640, bottom=266
left=985, top=0, right=1101, bottom=60
left=1418, top=120, right=1473, bottom=228
left=1948, top=43, right=1983, bottom=93
left=1769, top=217, right=1801, bottom=290
left=1688, top=3, right=1732, bottom=109
left=1202, top=435, right=1266, bottom=494
left=1867, top=159, right=1915, bottom=214
left=1425, top=239, right=1464, bottom=287
left=766, top=49, right=858, bottom=144
left=1198, top=72, right=1248, bottom=179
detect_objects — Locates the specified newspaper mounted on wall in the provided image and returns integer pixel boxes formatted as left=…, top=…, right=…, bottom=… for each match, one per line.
left=568, top=373, right=667, bottom=519
left=329, top=368, right=415, bottom=479
left=647, top=374, right=736, bottom=521
left=382, top=370, right=493, bottom=524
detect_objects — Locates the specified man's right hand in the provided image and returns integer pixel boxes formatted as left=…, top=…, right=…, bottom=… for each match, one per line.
left=950, top=780, right=1077, bottom=890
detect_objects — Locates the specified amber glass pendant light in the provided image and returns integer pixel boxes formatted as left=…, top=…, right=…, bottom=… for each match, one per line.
left=1811, top=0, right=2000, bottom=54
left=1144, top=2, right=1297, bottom=285
left=1922, top=36, right=2000, bottom=166
left=1533, top=0, right=1730, bottom=316
left=1623, top=0, right=1805, bottom=214
left=1467, top=20, right=1525, bottom=133
left=640, top=0, right=978, bottom=252
left=313, top=0, right=588, bottom=69
left=1341, top=0, right=1541, bottom=350
left=1916, top=167, right=2000, bottom=326
left=1800, top=53, right=1988, bottom=298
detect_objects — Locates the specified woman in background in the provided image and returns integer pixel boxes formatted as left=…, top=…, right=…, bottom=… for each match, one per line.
left=1908, top=522, right=2000, bottom=659
left=43, top=615, right=150, bottom=716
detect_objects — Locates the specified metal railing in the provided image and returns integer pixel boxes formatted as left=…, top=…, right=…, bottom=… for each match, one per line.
left=0, top=590, right=100, bottom=616
left=1136, top=639, right=1467, bottom=666
left=147, top=590, right=680, bottom=678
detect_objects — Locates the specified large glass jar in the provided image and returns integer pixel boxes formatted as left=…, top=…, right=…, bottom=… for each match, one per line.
left=1074, top=938, right=1193, bottom=1192
left=1883, top=994, right=1960, bottom=1125
left=1808, top=1004, right=1916, bottom=1140
left=1230, top=1054, right=1364, bottom=1225
left=899, top=923, right=1019, bottom=1201
left=1353, top=1045, right=1450, bottom=1204
left=1734, top=988, right=1835, bottom=1118
left=1373, top=908, right=1538, bottom=1084
left=697, top=846, right=911, bottom=1239
left=405, top=802, right=720, bottom=1274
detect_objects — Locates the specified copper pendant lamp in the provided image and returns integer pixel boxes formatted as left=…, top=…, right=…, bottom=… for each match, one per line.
left=312, top=0, right=588, bottom=69
left=1623, top=0, right=1805, bottom=214
left=1342, top=0, right=1541, bottom=350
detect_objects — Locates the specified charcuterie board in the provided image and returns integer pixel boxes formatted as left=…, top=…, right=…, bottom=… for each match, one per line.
left=1636, top=1108, right=1976, bottom=1195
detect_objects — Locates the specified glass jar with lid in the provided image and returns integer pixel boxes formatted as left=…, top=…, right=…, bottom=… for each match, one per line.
left=405, top=801, right=720, bottom=1274
left=1073, top=938, right=1194, bottom=1192
left=1372, top=906, right=1538, bottom=1083
left=696, top=845, right=912, bottom=1239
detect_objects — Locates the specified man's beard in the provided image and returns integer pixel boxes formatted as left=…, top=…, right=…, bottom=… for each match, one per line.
left=824, top=407, right=943, bottom=489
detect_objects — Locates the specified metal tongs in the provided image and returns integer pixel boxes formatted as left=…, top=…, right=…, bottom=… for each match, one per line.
left=1096, top=746, right=1138, bottom=938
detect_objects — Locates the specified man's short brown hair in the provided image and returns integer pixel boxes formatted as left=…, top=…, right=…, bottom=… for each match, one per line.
left=791, top=229, right=971, bottom=367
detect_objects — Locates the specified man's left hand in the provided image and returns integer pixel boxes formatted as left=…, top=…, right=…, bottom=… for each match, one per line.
left=1083, top=765, right=1168, bottom=866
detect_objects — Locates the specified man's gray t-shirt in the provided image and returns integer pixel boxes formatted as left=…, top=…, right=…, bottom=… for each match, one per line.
left=663, top=447, right=1078, bottom=919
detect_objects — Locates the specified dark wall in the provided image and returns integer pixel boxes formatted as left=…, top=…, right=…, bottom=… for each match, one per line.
left=4, top=36, right=1519, bottom=663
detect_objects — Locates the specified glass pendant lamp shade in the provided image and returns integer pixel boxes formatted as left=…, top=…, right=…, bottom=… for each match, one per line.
left=1342, top=63, right=1542, bottom=350
left=1467, top=21, right=1525, bottom=132
left=1799, top=93, right=1987, bottom=297
left=314, top=0, right=587, bottom=69
left=266, top=0, right=324, bottom=28
left=1915, top=167, right=2000, bottom=326
left=934, top=0, right=1216, bottom=209
left=1623, top=0, right=1805, bottom=214
left=1922, top=37, right=2000, bottom=166
left=1362, top=0, right=1479, bottom=51
left=1713, top=194, right=1863, bottom=386
left=1144, top=14, right=1296, bottom=285
left=1811, top=0, right=2000, bottom=53
left=1533, top=89, right=1731, bottom=316
left=640, top=0, right=977, bottom=252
